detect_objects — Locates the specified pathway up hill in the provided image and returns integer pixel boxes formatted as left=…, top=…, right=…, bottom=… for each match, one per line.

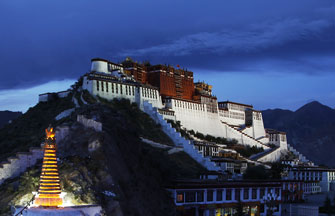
left=0, top=95, right=206, bottom=215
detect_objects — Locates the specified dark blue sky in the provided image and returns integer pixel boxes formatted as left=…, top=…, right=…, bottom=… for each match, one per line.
left=0, top=0, right=335, bottom=112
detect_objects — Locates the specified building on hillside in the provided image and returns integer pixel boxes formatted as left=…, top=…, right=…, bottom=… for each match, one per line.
left=77, top=58, right=303, bottom=162
left=167, top=179, right=282, bottom=216
left=286, top=167, right=335, bottom=192
left=281, top=159, right=300, bottom=167
left=266, top=129, right=287, bottom=149
left=210, top=157, right=248, bottom=175
left=281, top=180, right=304, bottom=202
left=193, top=141, right=220, bottom=157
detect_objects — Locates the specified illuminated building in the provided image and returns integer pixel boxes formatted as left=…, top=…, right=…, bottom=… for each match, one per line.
left=34, top=126, right=63, bottom=207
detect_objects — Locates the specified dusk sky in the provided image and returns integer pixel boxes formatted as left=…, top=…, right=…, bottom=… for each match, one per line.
left=0, top=0, right=335, bottom=112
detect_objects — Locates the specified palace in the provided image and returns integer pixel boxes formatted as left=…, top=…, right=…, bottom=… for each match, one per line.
left=80, top=58, right=289, bottom=160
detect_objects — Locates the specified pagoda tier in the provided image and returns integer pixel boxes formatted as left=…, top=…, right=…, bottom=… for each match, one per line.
left=34, top=126, right=63, bottom=207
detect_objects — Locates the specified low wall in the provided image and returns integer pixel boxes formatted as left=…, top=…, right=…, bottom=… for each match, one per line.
left=77, top=115, right=102, bottom=132
left=0, top=126, right=70, bottom=186
left=0, top=147, right=43, bottom=185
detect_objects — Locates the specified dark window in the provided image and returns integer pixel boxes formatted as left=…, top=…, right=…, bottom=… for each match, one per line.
left=260, top=204, right=264, bottom=213
left=196, top=191, right=204, bottom=202
left=216, top=189, right=222, bottom=201
left=244, top=188, right=249, bottom=200
left=226, top=189, right=232, bottom=200
left=185, top=191, right=196, bottom=203
left=97, top=81, right=99, bottom=91
left=106, top=82, right=108, bottom=92
left=177, top=192, right=184, bottom=203
left=235, top=189, right=240, bottom=201
left=207, top=190, right=213, bottom=201
left=252, top=188, right=257, bottom=199
left=116, top=84, right=118, bottom=93
left=125, top=86, right=128, bottom=95
left=132, top=86, right=135, bottom=95
left=120, top=84, right=123, bottom=94
left=101, top=81, right=104, bottom=91
left=111, top=83, right=114, bottom=93
left=260, top=188, right=265, bottom=199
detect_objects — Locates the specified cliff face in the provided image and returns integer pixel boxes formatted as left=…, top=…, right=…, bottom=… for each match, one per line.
left=262, top=101, right=335, bottom=167
left=0, top=96, right=205, bottom=215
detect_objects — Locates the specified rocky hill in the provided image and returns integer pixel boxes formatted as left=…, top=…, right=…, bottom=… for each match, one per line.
left=0, top=93, right=206, bottom=215
left=0, top=111, right=22, bottom=129
left=262, top=101, right=335, bottom=167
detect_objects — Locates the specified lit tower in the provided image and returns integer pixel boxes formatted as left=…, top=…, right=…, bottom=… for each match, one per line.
left=34, top=126, right=63, bottom=207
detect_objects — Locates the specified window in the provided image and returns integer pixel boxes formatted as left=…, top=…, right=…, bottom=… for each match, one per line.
left=185, top=191, right=196, bottom=203
left=120, top=84, right=123, bottom=94
left=207, top=190, right=213, bottom=201
left=243, top=188, right=249, bottom=200
left=177, top=192, right=184, bottom=203
left=226, top=189, right=232, bottom=200
left=97, top=81, right=100, bottom=91
left=216, top=189, right=222, bottom=201
left=260, top=204, right=264, bottom=213
left=111, top=83, right=114, bottom=93
left=106, top=82, right=109, bottom=92
left=101, top=81, right=104, bottom=91
left=252, top=188, right=257, bottom=199
left=116, top=84, right=118, bottom=94
left=125, top=86, right=128, bottom=95
left=235, top=189, right=240, bottom=201
left=197, top=191, right=204, bottom=202
left=132, top=86, right=135, bottom=95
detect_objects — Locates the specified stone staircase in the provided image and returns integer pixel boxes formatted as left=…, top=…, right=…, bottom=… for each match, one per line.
left=287, top=143, right=311, bottom=164
left=142, top=101, right=220, bottom=171
left=221, top=121, right=270, bottom=150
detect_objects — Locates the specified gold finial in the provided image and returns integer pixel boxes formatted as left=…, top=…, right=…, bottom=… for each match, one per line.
left=45, top=125, right=55, bottom=139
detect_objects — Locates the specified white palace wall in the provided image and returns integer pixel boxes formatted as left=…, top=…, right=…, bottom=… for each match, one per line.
left=83, top=77, right=163, bottom=109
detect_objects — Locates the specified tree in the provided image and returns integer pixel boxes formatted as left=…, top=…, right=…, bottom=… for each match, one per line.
left=243, top=165, right=269, bottom=180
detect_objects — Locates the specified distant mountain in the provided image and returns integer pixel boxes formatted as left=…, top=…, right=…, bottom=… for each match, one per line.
left=0, top=111, right=22, bottom=128
left=262, top=101, right=335, bottom=167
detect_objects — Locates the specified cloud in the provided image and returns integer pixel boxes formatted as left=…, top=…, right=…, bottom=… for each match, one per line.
left=119, top=18, right=332, bottom=57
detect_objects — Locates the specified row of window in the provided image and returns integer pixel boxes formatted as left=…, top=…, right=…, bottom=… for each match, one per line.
left=176, top=188, right=280, bottom=203
left=141, top=87, right=158, bottom=99
left=174, top=100, right=205, bottom=111
left=95, top=80, right=158, bottom=100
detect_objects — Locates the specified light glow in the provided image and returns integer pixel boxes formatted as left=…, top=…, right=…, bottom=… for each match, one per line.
left=33, top=126, right=63, bottom=207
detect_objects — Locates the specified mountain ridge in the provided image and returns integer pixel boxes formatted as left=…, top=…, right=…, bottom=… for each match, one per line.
left=262, top=101, right=335, bottom=167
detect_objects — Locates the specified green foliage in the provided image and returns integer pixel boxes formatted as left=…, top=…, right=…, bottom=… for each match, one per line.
left=0, top=94, right=74, bottom=161
left=269, top=162, right=284, bottom=179
left=97, top=98, right=174, bottom=145
left=233, top=145, right=264, bottom=158
left=320, top=196, right=334, bottom=214
left=82, top=90, right=97, bottom=104
left=243, top=165, right=269, bottom=180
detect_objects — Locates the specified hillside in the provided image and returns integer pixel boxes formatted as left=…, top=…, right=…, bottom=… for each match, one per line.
left=262, top=101, right=335, bottom=167
left=0, top=94, right=206, bottom=215
left=0, top=111, right=22, bottom=129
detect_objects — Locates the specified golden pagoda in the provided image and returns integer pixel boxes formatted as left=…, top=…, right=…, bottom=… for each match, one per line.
left=34, top=126, right=63, bottom=207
